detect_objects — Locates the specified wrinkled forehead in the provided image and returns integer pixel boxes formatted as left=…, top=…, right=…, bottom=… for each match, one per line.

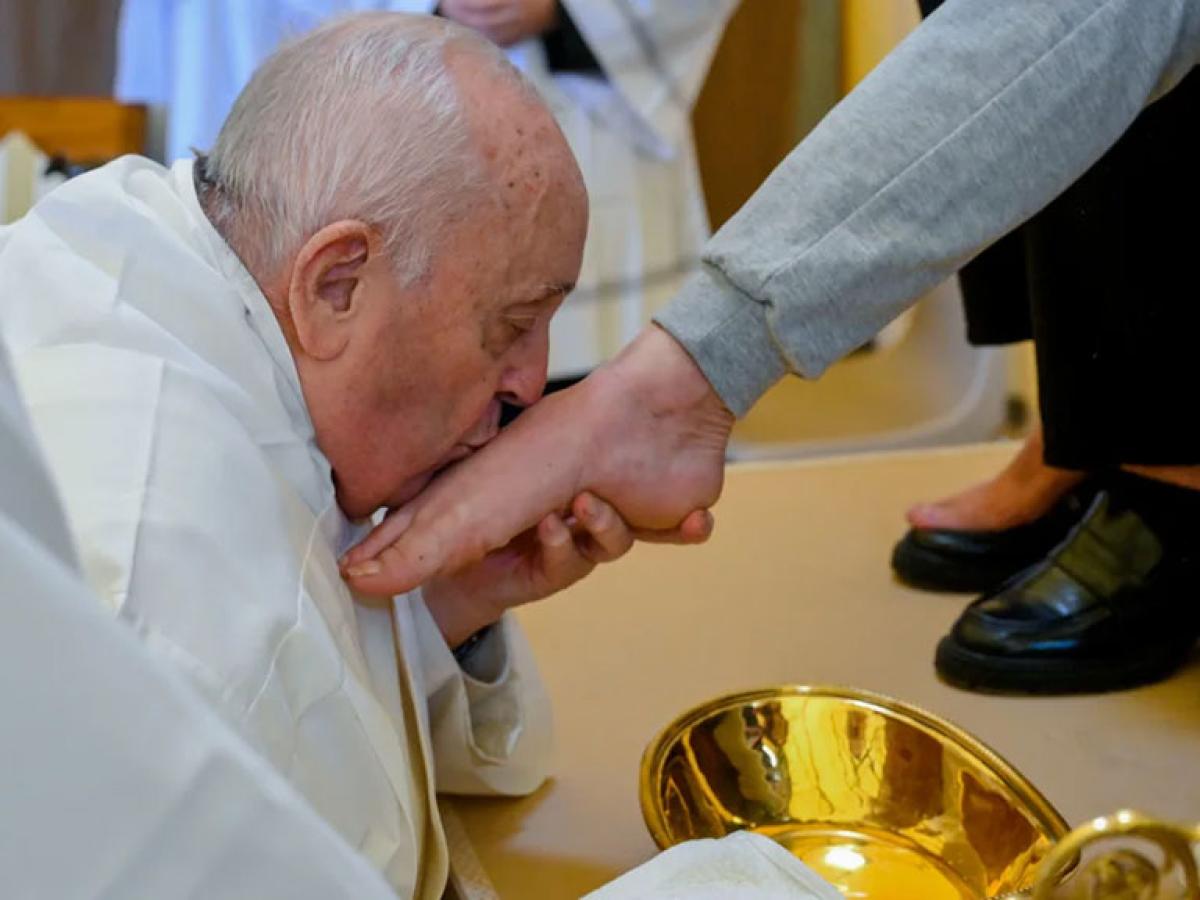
left=413, top=51, right=586, bottom=313
left=448, top=48, right=585, bottom=218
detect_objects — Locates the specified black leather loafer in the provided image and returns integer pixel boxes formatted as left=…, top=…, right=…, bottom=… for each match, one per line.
left=891, top=482, right=1097, bottom=593
left=935, top=481, right=1200, bottom=694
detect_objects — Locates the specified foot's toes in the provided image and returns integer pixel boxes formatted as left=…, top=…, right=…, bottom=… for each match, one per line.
left=907, top=502, right=949, bottom=530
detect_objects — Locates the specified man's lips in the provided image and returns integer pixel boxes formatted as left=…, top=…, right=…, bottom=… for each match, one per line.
left=383, top=410, right=498, bottom=511
left=391, top=444, right=477, bottom=506
left=439, top=443, right=477, bottom=468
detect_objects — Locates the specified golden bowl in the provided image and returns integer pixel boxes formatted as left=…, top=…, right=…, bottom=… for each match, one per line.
left=640, top=686, right=1070, bottom=900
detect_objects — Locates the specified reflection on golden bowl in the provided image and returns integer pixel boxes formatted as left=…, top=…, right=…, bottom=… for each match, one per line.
left=640, top=686, right=1070, bottom=900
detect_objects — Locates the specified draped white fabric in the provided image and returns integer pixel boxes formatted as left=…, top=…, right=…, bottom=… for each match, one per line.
left=585, top=832, right=843, bottom=900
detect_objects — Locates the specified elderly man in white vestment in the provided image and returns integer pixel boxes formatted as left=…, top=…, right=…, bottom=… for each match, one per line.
left=0, top=13, right=696, bottom=898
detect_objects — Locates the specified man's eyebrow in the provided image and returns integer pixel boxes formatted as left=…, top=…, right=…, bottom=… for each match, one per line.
left=529, top=281, right=576, bottom=303
left=503, top=282, right=576, bottom=313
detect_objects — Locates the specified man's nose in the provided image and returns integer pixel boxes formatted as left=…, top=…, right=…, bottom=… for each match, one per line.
left=497, top=331, right=549, bottom=410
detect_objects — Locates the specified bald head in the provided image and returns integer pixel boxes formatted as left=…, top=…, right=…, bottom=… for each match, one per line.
left=453, top=45, right=585, bottom=216
left=202, top=12, right=581, bottom=287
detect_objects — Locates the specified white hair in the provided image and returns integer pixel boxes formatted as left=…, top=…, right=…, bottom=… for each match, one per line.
left=202, top=13, right=522, bottom=284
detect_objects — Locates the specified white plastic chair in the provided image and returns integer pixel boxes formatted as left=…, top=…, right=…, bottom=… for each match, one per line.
left=728, top=277, right=1013, bottom=461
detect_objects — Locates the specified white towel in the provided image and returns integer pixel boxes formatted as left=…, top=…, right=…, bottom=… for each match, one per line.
left=584, top=832, right=844, bottom=900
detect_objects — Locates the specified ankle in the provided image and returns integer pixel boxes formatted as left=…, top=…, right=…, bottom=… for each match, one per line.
left=1122, top=464, right=1200, bottom=493
left=610, top=326, right=733, bottom=418
left=1106, top=468, right=1200, bottom=550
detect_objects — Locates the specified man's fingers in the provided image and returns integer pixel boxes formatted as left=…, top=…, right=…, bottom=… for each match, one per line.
left=445, top=0, right=509, bottom=17
left=444, top=0, right=518, bottom=31
left=538, top=512, right=593, bottom=587
left=572, top=492, right=635, bottom=562
left=342, top=498, right=710, bottom=602
left=678, top=508, right=715, bottom=543
left=633, top=509, right=714, bottom=545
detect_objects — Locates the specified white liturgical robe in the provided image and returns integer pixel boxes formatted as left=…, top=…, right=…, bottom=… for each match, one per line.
left=0, top=156, right=552, bottom=899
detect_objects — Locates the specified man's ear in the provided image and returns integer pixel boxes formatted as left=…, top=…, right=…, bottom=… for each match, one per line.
left=287, top=220, right=375, bottom=361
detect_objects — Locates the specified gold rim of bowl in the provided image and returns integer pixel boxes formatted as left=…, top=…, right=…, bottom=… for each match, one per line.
left=638, top=683, right=1071, bottom=851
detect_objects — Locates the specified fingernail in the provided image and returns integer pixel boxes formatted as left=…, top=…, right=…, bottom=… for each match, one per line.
left=345, top=561, right=382, bottom=578
left=581, top=494, right=598, bottom=518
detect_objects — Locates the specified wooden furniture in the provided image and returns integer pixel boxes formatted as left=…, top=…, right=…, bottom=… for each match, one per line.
left=0, top=97, right=146, bottom=163
left=693, top=1, right=842, bottom=229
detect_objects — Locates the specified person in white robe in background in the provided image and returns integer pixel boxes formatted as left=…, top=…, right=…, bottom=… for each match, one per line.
left=114, top=0, right=737, bottom=378
left=0, top=15, right=678, bottom=897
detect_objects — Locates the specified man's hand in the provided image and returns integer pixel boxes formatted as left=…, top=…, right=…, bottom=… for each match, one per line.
left=439, top=0, right=558, bottom=48
left=341, top=325, right=734, bottom=596
left=422, top=491, right=646, bottom=647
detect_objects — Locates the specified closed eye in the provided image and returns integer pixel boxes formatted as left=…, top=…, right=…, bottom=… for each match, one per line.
left=506, top=313, right=538, bottom=334
left=504, top=314, right=537, bottom=333
left=484, top=312, right=539, bottom=358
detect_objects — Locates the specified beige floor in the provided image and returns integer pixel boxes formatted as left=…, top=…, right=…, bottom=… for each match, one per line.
left=450, top=444, right=1200, bottom=898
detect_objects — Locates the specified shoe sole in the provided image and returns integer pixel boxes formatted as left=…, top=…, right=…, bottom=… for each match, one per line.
left=934, top=635, right=1197, bottom=694
left=891, top=540, right=1028, bottom=594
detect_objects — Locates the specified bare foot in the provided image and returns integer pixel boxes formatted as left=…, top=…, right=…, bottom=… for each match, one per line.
left=906, top=427, right=1085, bottom=531
left=1122, top=464, right=1200, bottom=493
left=342, top=326, right=732, bottom=596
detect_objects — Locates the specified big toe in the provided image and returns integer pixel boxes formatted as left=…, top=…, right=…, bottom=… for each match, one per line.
left=907, top=502, right=954, bottom=530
